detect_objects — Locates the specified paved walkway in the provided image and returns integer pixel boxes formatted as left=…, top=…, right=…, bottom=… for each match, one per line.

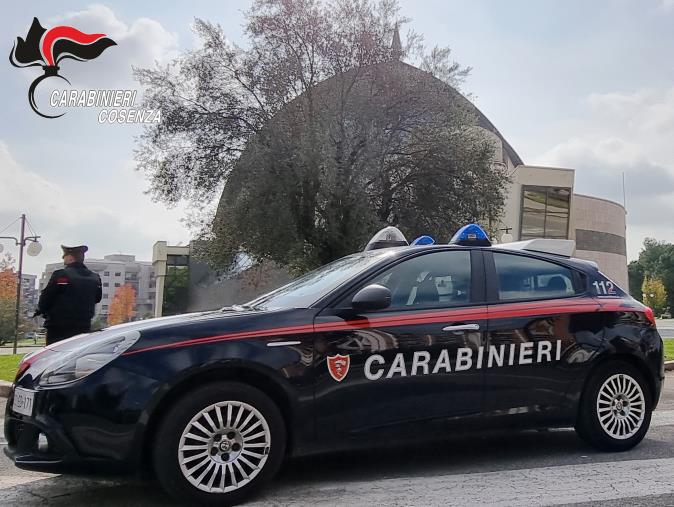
left=0, top=347, right=41, bottom=356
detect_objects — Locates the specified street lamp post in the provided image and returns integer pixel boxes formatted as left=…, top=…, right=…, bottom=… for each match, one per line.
left=0, top=214, right=41, bottom=354
left=498, top=227, right=514, bottom=244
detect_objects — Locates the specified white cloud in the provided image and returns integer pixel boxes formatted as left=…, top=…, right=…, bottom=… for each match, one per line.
left=586, top=88, right=674, bottom=134
left=0, top=141, right=190, bottom=277
left=543, top=136, right=643, bottom=168
left=44, top=4, right=179, bottom=89
left=536, top=90, right=674, bottom=261
left=540, top=135, right=674, bottom=205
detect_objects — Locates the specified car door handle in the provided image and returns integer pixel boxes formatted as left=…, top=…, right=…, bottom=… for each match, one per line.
left=442, top=323, right=480, bottom=332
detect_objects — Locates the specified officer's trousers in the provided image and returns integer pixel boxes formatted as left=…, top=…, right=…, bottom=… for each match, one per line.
left=46, top=324, right=91, bottom=346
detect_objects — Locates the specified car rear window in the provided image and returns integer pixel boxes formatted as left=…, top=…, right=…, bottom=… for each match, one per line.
left=493, top=252, right=576, bottom=301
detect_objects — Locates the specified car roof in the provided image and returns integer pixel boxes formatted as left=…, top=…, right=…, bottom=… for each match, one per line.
left=368, top=243, right=598, bottom=274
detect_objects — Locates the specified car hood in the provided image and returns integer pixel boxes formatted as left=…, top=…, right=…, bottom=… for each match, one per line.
left=17, top=306, right=281, bottom=381
left=45, top=306, right=272, bottom=353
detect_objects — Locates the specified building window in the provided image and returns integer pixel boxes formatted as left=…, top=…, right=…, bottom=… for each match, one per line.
left=103, top=294, right=108, bottom=299
left=115, top=272, right=122, bottom=277
left=520, top=186, right=571, bottom=240
left=115, top=283, right=121, bottom=287
left=102, top=305, right=108, bottom=310
left=103, top=282, right=109, bottom=287
left=104, top=271, right=109, bottom=276
left=167, top=254, right=189, bottom=267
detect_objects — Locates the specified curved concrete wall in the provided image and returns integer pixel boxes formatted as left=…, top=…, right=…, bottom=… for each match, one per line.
left=569, top=194, right=628, bottom=290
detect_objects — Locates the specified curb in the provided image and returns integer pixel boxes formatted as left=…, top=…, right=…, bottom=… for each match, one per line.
left=666, top=361, right=674, bottom=372
left=0, top=380, right=11, bottom=398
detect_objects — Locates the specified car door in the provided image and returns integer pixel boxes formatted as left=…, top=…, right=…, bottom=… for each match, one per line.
left=313, top=248, right=488, bottom=441
left=482, top=250, right=601, bottom=425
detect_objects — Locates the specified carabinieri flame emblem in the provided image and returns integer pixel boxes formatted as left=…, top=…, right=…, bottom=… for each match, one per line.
left=10, top=17, right=116, bottom=118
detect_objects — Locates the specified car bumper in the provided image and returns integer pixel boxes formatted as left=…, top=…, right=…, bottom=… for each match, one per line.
left=3, top=367, right=159, bottom=475
left=3, top=439, right=123, bottom=475
left=4, top=394, right=133, bottom=475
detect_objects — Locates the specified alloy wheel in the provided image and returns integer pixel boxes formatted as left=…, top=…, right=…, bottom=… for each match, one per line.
left=178, top=401, right=271, bottom=493
left=596, top=373, right=645, bottom=440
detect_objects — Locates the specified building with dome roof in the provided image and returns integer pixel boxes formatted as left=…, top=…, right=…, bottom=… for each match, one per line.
left=352, top=58, right=628, bottom=289
left=151, top=49, right=628, bottom=315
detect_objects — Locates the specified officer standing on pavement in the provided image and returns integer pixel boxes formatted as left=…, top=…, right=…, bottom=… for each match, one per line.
left=35, top=245, right=102, bottom=345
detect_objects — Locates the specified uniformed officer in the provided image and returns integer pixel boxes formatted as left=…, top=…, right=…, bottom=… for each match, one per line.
left=35, top=245, right=102, bottom=345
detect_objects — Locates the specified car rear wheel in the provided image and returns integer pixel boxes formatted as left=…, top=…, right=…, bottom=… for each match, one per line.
left=575, top=361, right=652, bottom=451
left=153, top=381, right=286, bottom=506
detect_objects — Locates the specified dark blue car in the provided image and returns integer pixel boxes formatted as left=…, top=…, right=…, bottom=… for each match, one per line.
left=5, top=225, right=664, bottom=505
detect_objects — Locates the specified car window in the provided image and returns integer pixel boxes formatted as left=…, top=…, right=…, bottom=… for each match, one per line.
left=368, top=250, right=472, bottom=310
left=247, top=249, right=399, bottom=309
left=493, top=252, right=576, bottom=301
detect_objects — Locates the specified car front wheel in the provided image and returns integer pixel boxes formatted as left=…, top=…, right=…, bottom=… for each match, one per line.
left=153, top=381, right=286, bottom=506
left=575, top=361, right=652, bottom=451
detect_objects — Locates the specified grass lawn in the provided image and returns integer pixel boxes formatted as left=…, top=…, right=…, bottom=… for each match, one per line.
left=664, top=339, right=674, bottom=362
left=0, top=354, right=23, bottom=383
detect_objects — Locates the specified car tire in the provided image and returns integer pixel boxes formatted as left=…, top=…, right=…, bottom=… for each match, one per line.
left=575, top=360, right=652, bottom=452
left=153, top=381, right=286, bottom=506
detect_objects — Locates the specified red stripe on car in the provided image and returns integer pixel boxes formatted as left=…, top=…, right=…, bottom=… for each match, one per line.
left=124, top=297, right=641, bottom=356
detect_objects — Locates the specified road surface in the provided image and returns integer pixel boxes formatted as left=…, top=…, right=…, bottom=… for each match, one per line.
left=657, top=319, right=674, bottom=338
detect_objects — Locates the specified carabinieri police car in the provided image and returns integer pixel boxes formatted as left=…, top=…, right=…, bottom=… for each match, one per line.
left=4, top=224, right=665, bottom=505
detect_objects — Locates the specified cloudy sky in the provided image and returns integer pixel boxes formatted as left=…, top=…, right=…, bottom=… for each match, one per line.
left=2, top=0, right=674, bottom=277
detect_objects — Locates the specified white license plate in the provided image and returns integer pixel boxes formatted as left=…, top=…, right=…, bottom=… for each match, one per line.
left=12, top=387, right=35, bottom=417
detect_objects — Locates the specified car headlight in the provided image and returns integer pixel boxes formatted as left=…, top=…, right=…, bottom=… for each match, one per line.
left=39, top=331, right=140, bottom=386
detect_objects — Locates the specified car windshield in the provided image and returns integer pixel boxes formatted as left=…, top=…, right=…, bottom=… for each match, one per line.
left=246, top=249, right=399, bottom=310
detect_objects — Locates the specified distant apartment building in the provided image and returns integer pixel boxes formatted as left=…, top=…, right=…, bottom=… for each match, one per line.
left=20, top=273, right=38, bottom=318
left=40, top=254, right=156, bottom=323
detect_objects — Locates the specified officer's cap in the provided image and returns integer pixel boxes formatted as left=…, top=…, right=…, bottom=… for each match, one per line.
left=61, top=245, right=88, bottom=259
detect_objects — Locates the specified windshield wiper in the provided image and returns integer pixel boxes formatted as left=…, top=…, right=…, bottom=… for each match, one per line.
left=220, top=304, right=252, bottom=312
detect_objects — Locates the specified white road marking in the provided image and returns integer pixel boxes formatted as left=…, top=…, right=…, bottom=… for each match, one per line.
left=251, top=457, right=674, bottom=506
left=652, top=409, right=674, bottom=427
left=0, top=475, right=51, bottom=489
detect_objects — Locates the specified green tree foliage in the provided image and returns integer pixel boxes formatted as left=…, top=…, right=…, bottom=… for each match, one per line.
left=91, top=317, right=105, bottom=331
left=0, top=254, right=17, bottom=345
left=628, top=260, right=644, bottom=301
left=629, top=238, right=674, bottom=313
left=136, top=0, right=508, bottom=271
left=163, top=267, right=189, bottom=316
left=642, top=276, right=668, bottom=317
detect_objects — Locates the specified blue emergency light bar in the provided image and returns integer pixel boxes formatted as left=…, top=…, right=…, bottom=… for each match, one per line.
left=449, top=224, right=492, bottom=247
left=411, top=235, right=435, bottom=246
left=364, top=224, right=491, bottom=252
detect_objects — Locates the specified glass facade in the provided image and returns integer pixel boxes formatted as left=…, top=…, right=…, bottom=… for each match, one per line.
left=520, top=186, right=571, bottom=240
left=162, top=253, right=189, bottom=316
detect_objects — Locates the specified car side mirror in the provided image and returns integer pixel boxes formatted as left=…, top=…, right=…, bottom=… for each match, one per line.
left=351, top=284, right=391, bottom=312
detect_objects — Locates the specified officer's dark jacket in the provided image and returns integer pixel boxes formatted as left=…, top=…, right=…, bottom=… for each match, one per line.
left=37, top=262, right=102, bottom=327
